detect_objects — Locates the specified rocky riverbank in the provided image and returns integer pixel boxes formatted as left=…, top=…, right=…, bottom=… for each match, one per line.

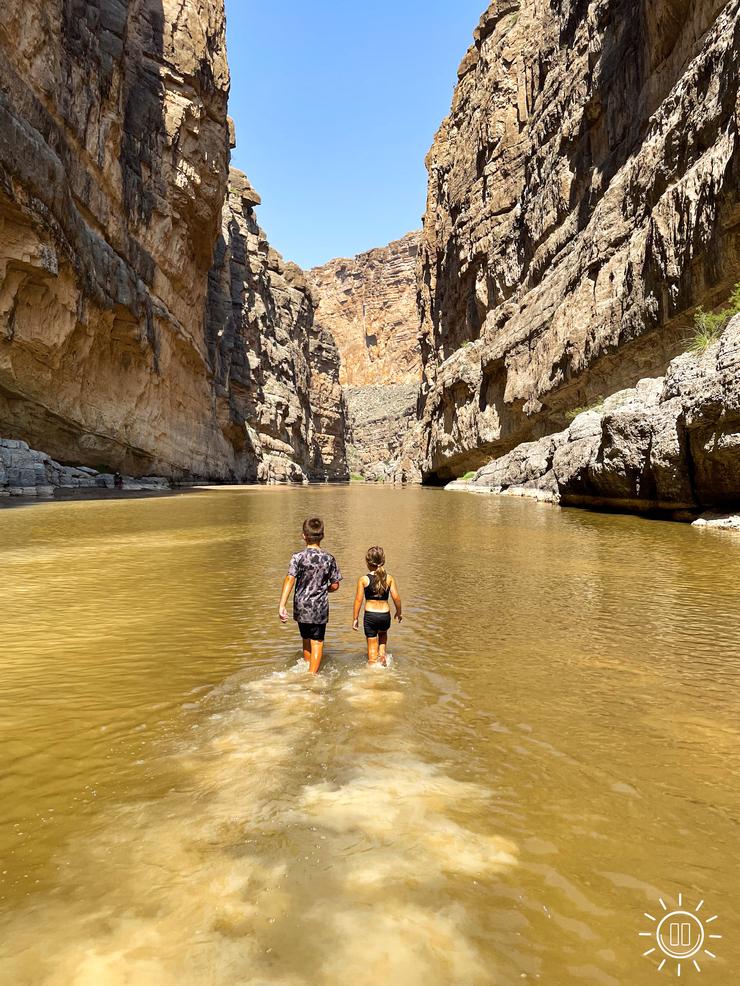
left=449, top=315, right=740, bottom=523
left=0, top=438, right=168, bottom=498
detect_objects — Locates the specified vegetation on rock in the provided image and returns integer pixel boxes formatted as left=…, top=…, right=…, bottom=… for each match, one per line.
left=689, top=283, right=740, bottom=354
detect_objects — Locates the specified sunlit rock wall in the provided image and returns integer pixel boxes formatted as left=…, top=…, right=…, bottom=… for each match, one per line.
left=0, top=0, right=235, bottom=477
left=0, top=1, right=347, bottom=483
left=414, top=0, right=740, bottom=482
left=309, top=232, right=422, bottom=388
left=308, top=233, right=421, bottom=479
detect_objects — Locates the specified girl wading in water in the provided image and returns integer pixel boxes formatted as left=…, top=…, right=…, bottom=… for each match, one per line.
left=352, top=546, right=402, bottom=666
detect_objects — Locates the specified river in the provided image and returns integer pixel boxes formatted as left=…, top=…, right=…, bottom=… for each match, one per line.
left=1, top=485, right=738, bottom=984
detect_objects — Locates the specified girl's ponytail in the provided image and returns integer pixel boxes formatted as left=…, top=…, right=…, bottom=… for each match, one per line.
left=365, top=546, right=388, bottom=595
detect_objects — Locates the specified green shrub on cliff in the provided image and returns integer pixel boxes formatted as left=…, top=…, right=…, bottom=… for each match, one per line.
left=564, top=396, right=605, bottom=422
left=689, top=282, right=740, bottom=354
left=460, top=471, right=477, bottom=481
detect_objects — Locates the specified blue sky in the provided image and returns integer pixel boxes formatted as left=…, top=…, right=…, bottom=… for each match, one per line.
left=224, top=1, right=484, bottom=269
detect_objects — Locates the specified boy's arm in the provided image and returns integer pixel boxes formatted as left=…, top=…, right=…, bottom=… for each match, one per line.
left=390, top=576, right=403, bottom=622
left=352, top=578, right=365, bottom=630
left=328, top=555, right=342, bottom=594
left=278, top=575, right=295, bottom=623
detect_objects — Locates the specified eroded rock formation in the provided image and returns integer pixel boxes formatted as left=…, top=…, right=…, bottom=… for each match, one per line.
left=414, top=0, right=740, bottom=484
left=0, top=437, right=168, bottom=497
left=206, top=169, right=347, bottom=483
left=309, top=232, right=422, bottom=387
left=453, top=313, right=740, bottom=516
left=344, top=383, right=420, bottom=481
left=0, top=1, right=346, bottom=484
left=309, top=233, right=421, bottom=479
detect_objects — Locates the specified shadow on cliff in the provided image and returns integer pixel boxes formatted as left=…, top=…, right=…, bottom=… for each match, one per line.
left=61, top=0, right=166, bottom=231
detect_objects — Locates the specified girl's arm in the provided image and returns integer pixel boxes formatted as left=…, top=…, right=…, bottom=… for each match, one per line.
left=279, top=575, right=295, bottom=623
left=389, top=576, right=403, bottom=622
left=352, top=577, right=365, bottom=630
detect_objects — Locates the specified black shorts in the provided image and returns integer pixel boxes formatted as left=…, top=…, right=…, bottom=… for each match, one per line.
left=363, top=611, right=391, bottom=638
left=298, top=621, right=326, bottom=642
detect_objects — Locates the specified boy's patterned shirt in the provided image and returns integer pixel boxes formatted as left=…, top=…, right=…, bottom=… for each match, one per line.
left=288, top=548, right=342, bottom=623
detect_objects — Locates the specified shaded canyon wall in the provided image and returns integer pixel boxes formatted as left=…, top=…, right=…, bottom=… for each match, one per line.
left=412, top=0, right=740, bottom=484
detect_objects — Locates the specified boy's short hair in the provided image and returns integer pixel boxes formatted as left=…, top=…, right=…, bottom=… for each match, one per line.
left=303, top=517, right=325, bottom=542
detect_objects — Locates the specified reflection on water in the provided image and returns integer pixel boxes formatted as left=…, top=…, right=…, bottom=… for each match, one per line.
left=0, top=487, right=739, bottom=984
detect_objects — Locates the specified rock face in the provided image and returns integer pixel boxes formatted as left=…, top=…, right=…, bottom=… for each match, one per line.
left=206, top=170, right=347, bottom=483
left=0, top=437, right=168, bottom=498
left=308, top=234, right=421, bottom=480
left=0, top=1, right=347, bottom=484
left=414, top=0, right=740, bottom=483
left=309, top=232, right=422, bottom=387
left=460, top=314, right=740, bottom=515
left=344, top=383, right=419, bottom=481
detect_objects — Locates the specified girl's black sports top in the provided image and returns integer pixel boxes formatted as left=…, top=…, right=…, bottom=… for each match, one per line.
left=364, top=574, right=390, bottom=601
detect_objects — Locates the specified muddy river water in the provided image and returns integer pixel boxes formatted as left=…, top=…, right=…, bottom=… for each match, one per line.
left=1, top=485, right=738, bottom=984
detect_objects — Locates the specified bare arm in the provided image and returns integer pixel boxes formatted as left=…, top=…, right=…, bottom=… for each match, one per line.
left=278, top=575, right=295, bottom=623
left=328, top=582, right=340, bottom=593
left=390, top=576, right=403, bottom=622
left=352, top=577, right=366, bottom=630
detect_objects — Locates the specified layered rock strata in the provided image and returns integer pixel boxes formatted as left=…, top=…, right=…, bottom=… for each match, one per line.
left=413, top=0, right=740, bottom=483
left=309, top=232, right=422, bottom=388
left=206, top=170, right=347, bottom=483
left=454, top=314, right=740, bottom=516
left=0, top=1, right=346, bottom=484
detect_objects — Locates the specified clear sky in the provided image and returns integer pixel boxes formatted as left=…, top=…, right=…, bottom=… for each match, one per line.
left=224, top=1, right=484, bottom=270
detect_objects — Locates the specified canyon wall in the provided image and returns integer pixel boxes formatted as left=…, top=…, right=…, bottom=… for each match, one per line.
left=413, top=0, right=740, bottom=484
left=0, top=0, right=346, bottom=484
left=309, top=231, right=422, bottom=387
left=206, top=170, right=347, bottom=483
left=309, top=233, right=421, bottom=479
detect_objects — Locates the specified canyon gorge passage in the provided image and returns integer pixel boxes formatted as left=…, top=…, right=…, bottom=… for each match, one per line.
left=1, top=2, right=740, bottom=985
left=0, top=0, right=737, bottom=516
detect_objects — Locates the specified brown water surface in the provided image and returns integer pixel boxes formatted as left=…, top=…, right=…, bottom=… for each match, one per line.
left=1, top=486, right=739, bottom=984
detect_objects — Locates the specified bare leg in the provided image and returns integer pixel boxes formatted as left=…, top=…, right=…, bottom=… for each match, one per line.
left=308, top=639, right=324, bottom=674
left=378, top=631, right=388, bottom=666
left=367, top=635, right=379, bottom=665
left=302, top=638, right=312, bottom=665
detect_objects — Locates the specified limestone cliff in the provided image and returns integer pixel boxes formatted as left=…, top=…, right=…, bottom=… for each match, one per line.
left=414, top=0, right=740, bottom=483
left=309, top=232, right=422, bottom=387
left=343, top=383, right=419, bottom=481
left=206, top=170, right=347, bottom=483
left=455, top=312, right=740, bottom=516
left=0, top=1, right=346, bottom=484
left=308, top=233, right=421, bottom=480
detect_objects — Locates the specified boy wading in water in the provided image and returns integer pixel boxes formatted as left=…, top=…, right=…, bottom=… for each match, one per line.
left=279, top=517, right=342, bottom=674
left=353, top=546, right=402, bottom=666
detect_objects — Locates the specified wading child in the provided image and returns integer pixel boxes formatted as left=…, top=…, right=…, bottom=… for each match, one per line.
left=352, top=546, right=402, bottom=666
left=279, top=517, right=342, bottom=674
